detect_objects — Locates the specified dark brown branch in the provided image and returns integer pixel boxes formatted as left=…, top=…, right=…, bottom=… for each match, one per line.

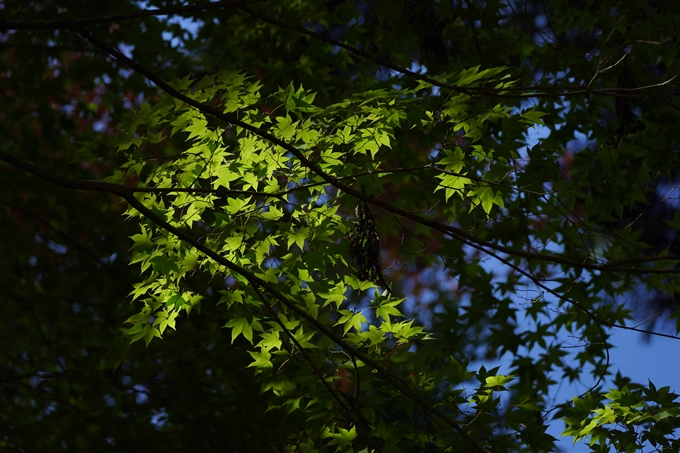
left=238, top=5, right=479, bottom=96
left=0, top=42, right=106, bottom=53
left=1, top=198, right=104, bottom=264
left=473, top=242, right=612, bottom=393
left=251, top=284, right=382, bottom=452
left=0, top=0, right=265, bottom=30
left=464, top=0, right=486, bottom=68
left=0, top=151, right=132, bottom=197
left=0, top=197, right=129, bottom=282
left=129, top=186, right=284, bottom=199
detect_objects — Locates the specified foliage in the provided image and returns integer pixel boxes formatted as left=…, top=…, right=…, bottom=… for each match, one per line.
left=2, top=1, right=680, bottom=452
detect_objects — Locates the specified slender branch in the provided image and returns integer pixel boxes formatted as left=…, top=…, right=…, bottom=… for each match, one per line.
left=0, top=151, right=131, bottom=197
left=238, top=5, right=678, bottom=99
left=606, top=323, right=680, bottom=340
left=464, top=0, right=486, bottom=68
left=0, top=42, right=106, bottom=53
left=1, top=198, right=107, bottom=265
left=238, top=5, right=476, bottom=96
left=472, top=243, right=612, bottom=393
left=0, top=0, right=265, bottom=30
left=129, top=186, right=284, bottom=199
left=251, top=284, right=382, bottom=452
left=73, top=28, right=680, bottom=276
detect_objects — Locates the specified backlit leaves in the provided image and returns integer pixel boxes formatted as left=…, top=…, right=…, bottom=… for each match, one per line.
left=93, top=68, right=550, bottom=451
left=78, top=62, right=677, bottom=452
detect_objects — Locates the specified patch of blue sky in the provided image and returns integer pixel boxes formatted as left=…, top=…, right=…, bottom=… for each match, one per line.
left=162, top=15, right=203, bottom=50
left=657, top=181, right=680, bottom=210
left=133, top=384, right=149, bottom=404
left=47, top=240, right=67, bottom=255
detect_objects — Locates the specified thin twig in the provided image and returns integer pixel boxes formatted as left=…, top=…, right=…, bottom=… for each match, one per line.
left=0, top=0, right=265, bottom=30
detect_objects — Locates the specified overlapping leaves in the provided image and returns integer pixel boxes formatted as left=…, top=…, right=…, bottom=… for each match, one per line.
left=86, top=68, right=557, bottom=451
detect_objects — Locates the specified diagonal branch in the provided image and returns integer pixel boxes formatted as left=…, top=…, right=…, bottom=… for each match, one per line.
left=238, top=5, right=477, bottom=96
left=238, top=5, right=677, bottom=99
left=128, top=186, right=284, bottom=199
left=464, top=0, right=486, bottom=68
left=251, top=284, right=382, bottom=452
left=0, top=0, right=265, bottom=30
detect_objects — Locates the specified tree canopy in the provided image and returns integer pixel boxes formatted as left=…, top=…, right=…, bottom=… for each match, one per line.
left=2, top=1, right=680, bottom=452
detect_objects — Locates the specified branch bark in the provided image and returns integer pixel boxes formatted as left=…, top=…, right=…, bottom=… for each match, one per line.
left=0, top=0, right=265, bottom=30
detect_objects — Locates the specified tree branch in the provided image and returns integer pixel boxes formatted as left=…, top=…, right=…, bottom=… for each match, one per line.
left=251, top=284, right=382, bottom=452
left=128, top=186, right=284, bottom=199
left=239, top=5, right=677, bottom=99
left=0, top=0, right=265, bottom=30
